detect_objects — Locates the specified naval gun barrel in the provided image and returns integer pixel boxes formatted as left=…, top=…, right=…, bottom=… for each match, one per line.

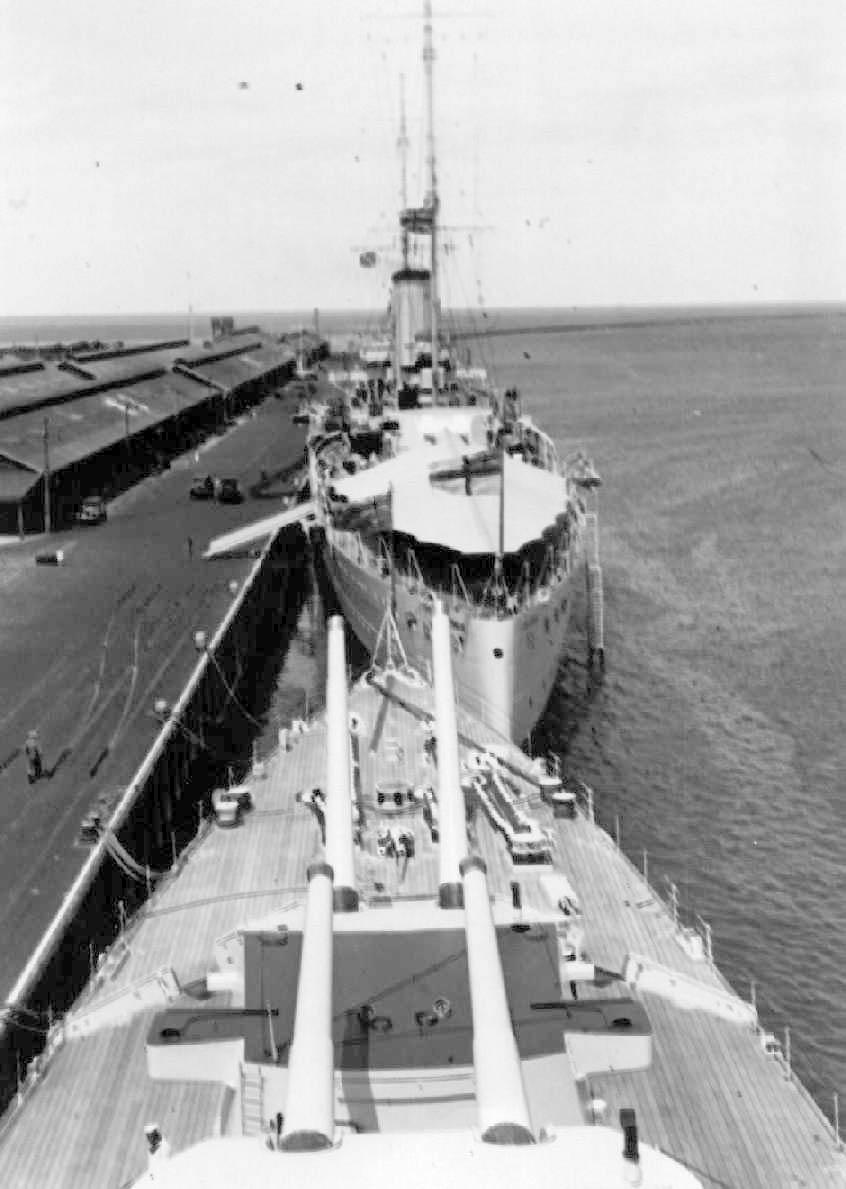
left=460, top=855, right=534, bottom=1145
left=280, top=862, right=336, bottom=1151
left=432, top=599, right=466, bottom=908
left=325, top=616, right=358, bottom=911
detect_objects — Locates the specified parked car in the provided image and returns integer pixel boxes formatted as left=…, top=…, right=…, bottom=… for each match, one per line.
left=217, top=477, right=243, bottom=504
left=76, top=495, right=107, bottom=525
left=190, top=474, right=216, bottom=500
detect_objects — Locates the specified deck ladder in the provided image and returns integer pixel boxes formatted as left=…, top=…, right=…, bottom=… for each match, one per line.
left=240, top=1062, right=265, bottom=1136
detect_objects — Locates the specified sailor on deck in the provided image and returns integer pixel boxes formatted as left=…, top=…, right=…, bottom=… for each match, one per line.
left=24, top=731, right=42, bottom=784
left=462, top=455, right=472, bottom=495
left=144, top=1123, right=172, bottom=1167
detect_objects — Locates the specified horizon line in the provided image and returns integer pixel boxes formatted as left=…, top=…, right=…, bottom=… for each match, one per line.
left=2, top=298, right=846, bottom=322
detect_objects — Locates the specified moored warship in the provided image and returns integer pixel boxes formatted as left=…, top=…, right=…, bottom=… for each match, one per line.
left=0, top=605, right=841, bottom=1186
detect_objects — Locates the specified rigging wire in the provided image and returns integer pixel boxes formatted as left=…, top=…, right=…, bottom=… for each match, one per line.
left=206, top=650, right=265, bottom=732
left=103, top=831, right=164, bottom=884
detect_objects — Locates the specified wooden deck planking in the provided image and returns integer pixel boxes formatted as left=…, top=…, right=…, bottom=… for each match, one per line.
left=0, top=679, right=843, bottom=1187
left=87, top=708, right=331, bottom=1008
left=698, top=997, right=837, bottom=1181
left=646, top=998, right=825, bottom=1187
left=548, top=814, right=843, bottom=1187
left=0, top=1010, right=224, bottom=1189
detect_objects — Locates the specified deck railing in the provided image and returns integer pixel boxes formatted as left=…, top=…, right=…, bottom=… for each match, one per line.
left=571, top=779, right=843, bottom=1150
left=326, top=525, right=574, bottom=621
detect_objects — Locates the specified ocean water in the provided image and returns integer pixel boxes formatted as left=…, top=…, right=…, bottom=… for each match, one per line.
left=265, top=303, right=846, bottom=1119
left=7, top=305, right=845, bottom=1118
left=487, top=307, right=846, bottom=1116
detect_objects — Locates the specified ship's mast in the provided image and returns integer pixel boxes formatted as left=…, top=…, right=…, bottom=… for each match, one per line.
left=498, top=437, right=505, bottom=560
left=394, top=75, right=410, bottom=393
left=398, top=73, right=410, bottom=270
left=423, top=0, right=439, bottom=401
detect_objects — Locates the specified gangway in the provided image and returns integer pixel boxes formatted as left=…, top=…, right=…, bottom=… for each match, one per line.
left=203, top=501, right=316, bottom=559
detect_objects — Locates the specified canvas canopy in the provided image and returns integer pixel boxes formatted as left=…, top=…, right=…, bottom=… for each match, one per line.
left=329, top=448, right=567, bottom=555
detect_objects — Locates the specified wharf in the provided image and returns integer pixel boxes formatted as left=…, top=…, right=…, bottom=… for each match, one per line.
left=0, top=672, right=841, bottom=1187
left=0, top=393, right=307, bottom=1002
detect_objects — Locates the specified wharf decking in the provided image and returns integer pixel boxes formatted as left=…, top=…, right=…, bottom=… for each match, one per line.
left=0, top=674, right=842, bottom=1188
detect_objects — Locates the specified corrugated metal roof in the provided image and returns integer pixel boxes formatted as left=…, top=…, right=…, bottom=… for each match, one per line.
left=176, top=339, right=264, bottom=368
left=244, top=343, right=296, bottom=369
left=0, top=340, right=295, bottom=473
left=184, top=347, right=291, bottom=394
left=69, top=349, right=186, bottom=385
left=0, top=463, right=40, bottom=500
left=0, top=371, right=213, bottom=472
left=0, top=358, right=45, bottom=378
left=0, top=364, right=83, bottom=417
left=0, top=341, right=294, bottom=421
left=187, top=356, right=261, bottom=389
left=71, top=339, right=188, bottom=363
left=180, top=341, right=293, bottom=390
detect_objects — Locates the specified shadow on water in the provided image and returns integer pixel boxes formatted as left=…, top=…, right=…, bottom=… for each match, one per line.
left=532, top=577, right=608, bottom=764
left=533, top=651, right=606, bottom=764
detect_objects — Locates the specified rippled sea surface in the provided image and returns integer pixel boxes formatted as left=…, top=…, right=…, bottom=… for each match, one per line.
left=481, top=307, right=846, bottom=1116
left=9, top=306, right=844, bottom=1116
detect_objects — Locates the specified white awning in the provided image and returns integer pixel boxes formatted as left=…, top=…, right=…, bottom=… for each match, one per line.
left=330, top=452, right=566, bottom=554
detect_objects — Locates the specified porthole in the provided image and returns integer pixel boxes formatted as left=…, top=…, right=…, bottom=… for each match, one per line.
left=493, top=648, right=503, bottom=659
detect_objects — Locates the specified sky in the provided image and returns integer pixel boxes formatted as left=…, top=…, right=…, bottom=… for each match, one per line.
left=1, top=0, right=845, bottom=315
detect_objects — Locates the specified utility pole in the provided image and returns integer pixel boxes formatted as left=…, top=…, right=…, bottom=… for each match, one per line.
left=42, top=417, right=51, bottom=534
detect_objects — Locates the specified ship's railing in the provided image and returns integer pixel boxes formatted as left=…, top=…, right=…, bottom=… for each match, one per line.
left=568, top=779, right=844, bottom=1150
left=511, top=415, right=560, bottom=474
left=325, top=525, right=577, bottom=621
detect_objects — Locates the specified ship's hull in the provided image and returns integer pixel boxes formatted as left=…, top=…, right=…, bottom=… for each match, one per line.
left=320, top=527, right=579, bottom=744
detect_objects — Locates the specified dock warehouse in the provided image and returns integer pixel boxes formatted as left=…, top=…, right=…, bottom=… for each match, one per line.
left=0, top=337, right=296, bottom=535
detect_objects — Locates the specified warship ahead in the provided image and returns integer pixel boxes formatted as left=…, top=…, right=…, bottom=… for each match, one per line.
left=302, top=0, right=600, bottom=747
left=0, top=602, right=841, bottom=1187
